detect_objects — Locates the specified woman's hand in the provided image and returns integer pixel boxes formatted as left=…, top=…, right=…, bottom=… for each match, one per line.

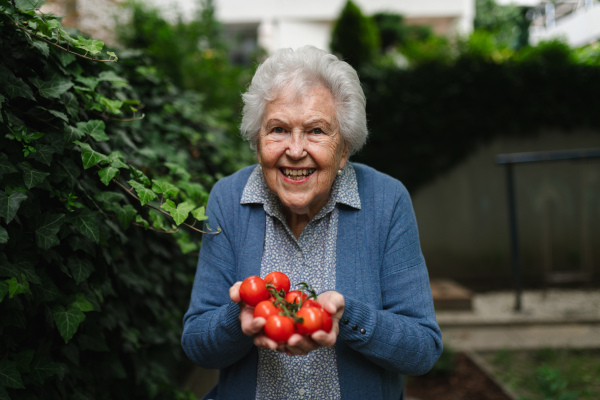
left=230, top=283, right=345, bottom=355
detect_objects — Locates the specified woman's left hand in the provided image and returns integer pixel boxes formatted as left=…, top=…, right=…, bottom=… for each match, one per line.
left=278, top=290, right=346, bottom=356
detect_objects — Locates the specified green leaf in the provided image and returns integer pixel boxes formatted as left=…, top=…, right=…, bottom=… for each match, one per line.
left=67, top=257, right=93, bottom=285
left=98, top=71, right=127, bottom=86
left=6, top=275, right=30, bottom=298
left=71, top=209, right=99, bottom=243
left=191, top=206, right=208, bottom=221
left=76, top=119, right=108, bottom=142
left=71, top=293, right=94, bottom=312
left=98, top=166, right=119, bottom=186
left=0, top=191, right=27, bottom=224
left=15, top=0, right=44, bottom=10
left=0, top=65, right=35, bottom=100
left=75, top=75, right=99, bottom=91
left=18, top=162, right=49, bottom=189
left=29, top=356, right=59, bottom=384
left=61, top=92, right=79, bottom=117
left=53, top=305, right=86, bottom=344
left=161, top=200, right=195, bottom=225
left=74, top=141, right=108, bottom=169
left=152, top=179, right=179, bottom=198
left=107, top=51, right=119, bottom=61
left=0, top=227, right=7, bottom=244
left=35, top=213, right=65, bottom=250
left=31, top=40, right=50, bottom=57
left=13, top=349, right=35, bottom=373
left=30, top=75, right=74, bottom=99
left=0, top=154, right=18, bottom=176
left=12, top=257, right=41, bottom=285
left=116, top=204, right=137, bottom=229
left=0, top=359, right=24, bottom=389
left=32, top=272, right=63, bottom=302
left=75, top=36, right=104, bottom=55
left=65, top=125, right=85, bottom=143
left=0, top=387, right=8, bottom=400
left=29, top=144, right=55, bottom=166
left=98, top=95, right=123, bottom=114
left=135, top=214, right=149, bottom=230
left=55, top=49, right=76, bottom=67
left=128, top=180, right=158, bottom=206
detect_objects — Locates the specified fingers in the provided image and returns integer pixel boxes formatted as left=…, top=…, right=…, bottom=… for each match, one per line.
left=229, top=281, right=242, bottom=303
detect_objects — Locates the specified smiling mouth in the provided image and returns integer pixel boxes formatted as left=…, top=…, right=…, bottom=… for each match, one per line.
left=280, top=168, right=316, bottom=181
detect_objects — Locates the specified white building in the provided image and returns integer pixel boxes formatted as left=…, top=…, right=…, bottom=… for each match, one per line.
left=499, top=0, right=600, bottom=47
left=212, top=0, right=475, bottom=57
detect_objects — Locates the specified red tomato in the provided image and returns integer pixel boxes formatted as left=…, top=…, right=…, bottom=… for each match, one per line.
left=319, top=308, right=333, bottom=333
left=296, top=307, right=323, bottom=335
left=239, top=276, right=270, bottom=307
left=253, top=300, right=280, bottom=320
left=285, top=290, right=308, bottom=305
left=264, top=315, right=295, bottom=343
left=300, top=299, right=322, bottom=310
left=264, top=271, right=291, bottom=293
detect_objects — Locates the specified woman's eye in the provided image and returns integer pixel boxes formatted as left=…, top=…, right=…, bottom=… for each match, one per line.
left=272, top=127, right=285, bottom=133
left=311, top=128, right=324, bottom=134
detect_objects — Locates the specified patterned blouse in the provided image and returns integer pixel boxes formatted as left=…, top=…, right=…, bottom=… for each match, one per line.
left=240, top=163, right=361, bottom=400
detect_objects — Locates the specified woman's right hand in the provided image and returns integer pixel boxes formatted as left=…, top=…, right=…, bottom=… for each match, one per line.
left=230, top=281, right=282, bottom=350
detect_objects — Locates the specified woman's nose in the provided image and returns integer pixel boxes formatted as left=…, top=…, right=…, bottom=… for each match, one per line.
left=285, top=132, right=307, bottom=159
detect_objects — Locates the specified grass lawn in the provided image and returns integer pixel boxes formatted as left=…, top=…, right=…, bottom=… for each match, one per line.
left=479, top=348, right=600, bottom=400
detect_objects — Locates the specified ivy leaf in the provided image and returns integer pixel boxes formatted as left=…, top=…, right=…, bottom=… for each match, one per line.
left=67, top=257, right=93, bottom=285
left=29, top=356, right=59, bottom=384
left=0, top=154, right=18, bottom=176
left=6, top=275, right=31, bottom=298
left=31, top=40, right=50, bottom=57
left=12, top=257, right=41, bottom=285
left=71, top=209, right=99, bottom=243
left=152, top=179, right=179, bottom=199
left=135, top=214, right=149, bottom=230
left=0, top=227, right=8, bottom=244
left=75, top=36, right=104, bottom=55
left=161, top=200, right=195, bottom=225
left=35, top=213, right=65, bottom=250
left=18, top=162, right=50, bottom=189
left=98, top=95, right=123, bottom=114
left=75, top=75, right=99, bottom=91
left=71, top=293, right=94, bottom=312
left=76, top=120, right=108, bottom=142
left=74, top=141, right=108, bottom=169
left=116, top=204, right=137, bottom=229
left=98, top=166, right=119, bottom=186
left=0, top=359, right=24, bottom=389
left=191, top=206, right=208, bottom=221
left=32, top=272, right=63, bottom=302
left=61, top=92, right=79, bottom=117
left=0, top=191, right=28, bottom=224
left=107, top=151, right=128, bottom=169
left=29, top=144, right=55, bottom=166
left=53, top=305, right=86, bottom=344
left=30, top=76, right=74, bottom=99
left=0, top=65, right=35, bottom=100
left=13, top=349, right=35, bottom=373
left=65, top=125, right=85, bottom=143
left=128, top=180, right=158, bottom=206
left=14, top=0, right=45, bottom=11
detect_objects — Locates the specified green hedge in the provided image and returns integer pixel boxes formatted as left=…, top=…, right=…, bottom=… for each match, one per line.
left=355, top=40, right=600, bottom=192
left=0, top=2, right=250, bottom=398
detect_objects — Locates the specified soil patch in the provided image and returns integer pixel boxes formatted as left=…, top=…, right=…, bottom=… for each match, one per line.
left=405, top=352, right=512, bottom=400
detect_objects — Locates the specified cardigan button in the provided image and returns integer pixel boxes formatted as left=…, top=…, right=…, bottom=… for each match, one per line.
left=360, top=328, right=366, bottom=334
left=352, top=324, right=358, bottom=330
left=343, top=319, right=349, bottom=325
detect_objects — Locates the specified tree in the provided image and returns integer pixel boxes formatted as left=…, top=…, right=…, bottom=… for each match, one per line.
left=330, top=0, right=380, bottom=70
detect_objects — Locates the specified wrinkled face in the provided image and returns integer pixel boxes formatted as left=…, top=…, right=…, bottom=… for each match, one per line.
left=256, top=85, right=349, bottom=220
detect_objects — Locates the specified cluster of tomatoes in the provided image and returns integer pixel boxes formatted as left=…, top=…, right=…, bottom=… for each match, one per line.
left=239, top=271, right=333, bottom=343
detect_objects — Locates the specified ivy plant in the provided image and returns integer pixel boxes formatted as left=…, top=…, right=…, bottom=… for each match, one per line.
left=0, top=1, right=246, bottom=398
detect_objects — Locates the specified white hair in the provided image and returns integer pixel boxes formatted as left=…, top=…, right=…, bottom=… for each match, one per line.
left=240, top=46, right=368, bottom=156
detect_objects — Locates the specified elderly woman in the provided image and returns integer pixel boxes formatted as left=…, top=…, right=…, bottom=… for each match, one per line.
left=182, top=46, right=442, bottom=399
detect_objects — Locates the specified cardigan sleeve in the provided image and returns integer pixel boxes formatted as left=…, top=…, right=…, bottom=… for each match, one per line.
left=337, top=181, right=443, bottom=376
left=181, top=178, right=254, bottom=369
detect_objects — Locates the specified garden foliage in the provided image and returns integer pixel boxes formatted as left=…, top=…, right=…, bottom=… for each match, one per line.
left=0, top=1, right=249, bottom=398
left=355, top=38, right=600, bottom=192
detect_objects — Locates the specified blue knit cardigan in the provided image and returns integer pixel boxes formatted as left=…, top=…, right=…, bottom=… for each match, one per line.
left=182, top=163, right=443, bottom=400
